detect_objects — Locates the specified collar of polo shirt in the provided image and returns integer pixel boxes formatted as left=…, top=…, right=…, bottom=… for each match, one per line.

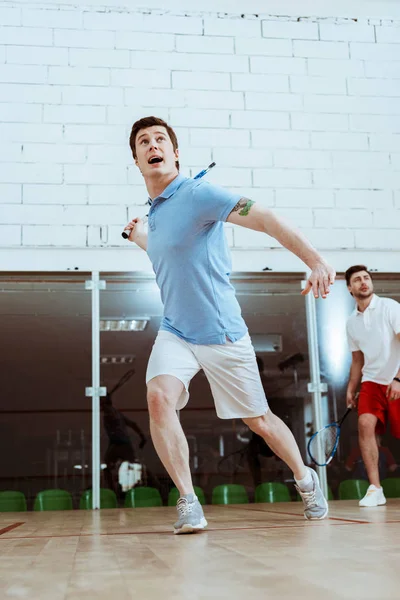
left=355, top=293, right=378, bottom=315
left=149, top=173, right=186, bottom=204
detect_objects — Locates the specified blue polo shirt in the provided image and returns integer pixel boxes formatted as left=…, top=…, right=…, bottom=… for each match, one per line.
left=146, top=174, right=248, bottom=345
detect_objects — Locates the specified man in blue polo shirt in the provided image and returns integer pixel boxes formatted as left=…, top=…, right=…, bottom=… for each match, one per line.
left=123, top=116, right=335, bottom=534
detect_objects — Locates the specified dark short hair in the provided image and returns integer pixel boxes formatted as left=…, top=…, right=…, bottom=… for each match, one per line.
left=345, top=265, right=371, bottom=286
left=129, top=116, right=179, bottom=170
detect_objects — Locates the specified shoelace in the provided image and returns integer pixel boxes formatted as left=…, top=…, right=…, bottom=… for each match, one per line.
left=177, top=498, right=194, bottom=517
left=298, top=488, right=317, bottom=508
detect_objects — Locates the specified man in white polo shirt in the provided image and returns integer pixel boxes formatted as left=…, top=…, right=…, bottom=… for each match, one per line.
left=345, top=265, right=400, bottom=507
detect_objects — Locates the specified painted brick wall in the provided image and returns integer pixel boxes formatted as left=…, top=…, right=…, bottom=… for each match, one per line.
left=0, top=3, right=399, bottom=259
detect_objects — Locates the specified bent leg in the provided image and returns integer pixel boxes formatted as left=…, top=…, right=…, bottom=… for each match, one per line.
left=243, top=410, right=306, bottom=480
left=244, top=411, right=328, bottom=519
left=147, top=375, right=194, bottom=496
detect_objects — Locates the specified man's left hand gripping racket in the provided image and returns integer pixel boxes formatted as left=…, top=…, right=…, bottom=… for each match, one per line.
left=307, top=407, right=352, bottom=467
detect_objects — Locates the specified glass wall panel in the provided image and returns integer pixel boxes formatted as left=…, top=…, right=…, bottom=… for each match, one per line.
left=315, top=275, right=400, bottom=498
left=99, top=272, right=311, bottom=504
left=0, top=274, right=92, bottom=509
left=99, top=274, right=161, bottom=503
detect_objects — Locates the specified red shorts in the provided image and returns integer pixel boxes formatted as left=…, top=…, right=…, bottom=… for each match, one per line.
left=358, top=381, right=400, bottom=438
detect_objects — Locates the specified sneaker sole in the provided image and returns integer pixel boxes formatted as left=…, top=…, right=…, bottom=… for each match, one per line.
left=173, top=517, right=208, bottom=535
left=359, top=500, right=387, bottom=507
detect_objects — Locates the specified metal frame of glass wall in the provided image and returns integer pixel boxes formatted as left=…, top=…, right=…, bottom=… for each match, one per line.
left=303, top=283, right=328, bottom=497
left=87, top=271, right=104, bottom=509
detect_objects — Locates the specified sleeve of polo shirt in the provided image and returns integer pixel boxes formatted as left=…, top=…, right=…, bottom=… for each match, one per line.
left=193, top=181, right=242, bottom=223
left=346, top=321, right=359, bottom=352
left=388, top=299, right=400, bottom=334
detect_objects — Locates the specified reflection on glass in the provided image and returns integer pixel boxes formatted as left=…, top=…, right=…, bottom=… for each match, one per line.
left=0, top=274, right=92, bottom=509
left=99, top=273, right=311, bottom=504
left=100, top=371, right=147, bottom=498
left=316, top=276, right=400, bottom=499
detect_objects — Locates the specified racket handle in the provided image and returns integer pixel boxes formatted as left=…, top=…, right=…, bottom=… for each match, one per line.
left=121, top=215, right=148, bottom=239
left=339, top=407, right=352, bottom=425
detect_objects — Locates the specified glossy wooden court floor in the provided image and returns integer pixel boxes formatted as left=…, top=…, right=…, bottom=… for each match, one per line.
left=1, top=500, right=400, bottom=599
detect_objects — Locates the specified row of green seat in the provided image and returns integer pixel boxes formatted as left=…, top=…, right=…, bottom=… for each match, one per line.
left=0, top=484, right=285, bottom=511
left=2, top=479, right=400, bottom=511
left=0, top=487, right=198, bottom=511
left=0, top=487, right=181, bottom=511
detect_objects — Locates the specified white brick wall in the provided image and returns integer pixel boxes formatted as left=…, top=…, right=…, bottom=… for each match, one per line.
left=308, top=58, right=364, bottom=77
left=0, top=7, right=21, bottom=27
left=0, top=2, right=399, bottom=266
left=0, top=225, right=21, bottom=245
left=6, top=45, right=69, bottom=65
left=293, top=40, right=350, bottom=59
left=22, top=225, right=87, bottom=246
left=0, top=184, right=22, bottom=204
left=236, top=38, right=292, bottom=57
left=262, top=20, right=319, bottom=41
left=172, top=71, right=231, bottom=90
left=319, top=23, right=375, bottom=42
left=250, top=56, right=306, bottom=75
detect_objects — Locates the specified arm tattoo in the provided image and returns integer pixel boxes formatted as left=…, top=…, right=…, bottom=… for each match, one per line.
left=231, top=198, right=255, bottom=217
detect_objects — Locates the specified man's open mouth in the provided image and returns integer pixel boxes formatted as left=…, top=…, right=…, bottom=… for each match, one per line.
left=148, top=157, right=163, bottom=164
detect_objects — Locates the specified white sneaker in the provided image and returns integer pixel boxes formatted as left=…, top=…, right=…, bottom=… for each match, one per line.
left=359, top=484, right=386, bottom=507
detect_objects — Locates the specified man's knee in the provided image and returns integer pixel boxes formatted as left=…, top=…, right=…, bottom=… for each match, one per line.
left=358, top=414, right=377, bottom=437
left=147, top=385, right=178, bottom=423
left=243, top=412, right=272, bottom=437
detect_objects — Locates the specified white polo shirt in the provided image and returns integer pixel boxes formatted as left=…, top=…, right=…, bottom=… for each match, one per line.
left=346, top=294, right=400, bottom=385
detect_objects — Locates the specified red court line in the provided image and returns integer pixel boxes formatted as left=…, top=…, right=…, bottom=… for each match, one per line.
left=186, top=521, right=370, bottom=532
left=0, top=520, right=382, bottom=540
left=0, top=522, right=24, bottom=536
left=221, top=505, right=307, bottom=519
left=380, top=520, right=400, bottom=524
left=328, top=516, right=370, bottom=523
left=222, top=505, right=370, bottom=524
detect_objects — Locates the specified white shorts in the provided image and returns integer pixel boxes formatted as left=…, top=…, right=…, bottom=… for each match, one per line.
left=146, top=330, right=269, bottom=420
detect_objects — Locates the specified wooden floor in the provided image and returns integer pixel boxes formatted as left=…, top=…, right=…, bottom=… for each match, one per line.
left=1, top=500, right=400, bottom=599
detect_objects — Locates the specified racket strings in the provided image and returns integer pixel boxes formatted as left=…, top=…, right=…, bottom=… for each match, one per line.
left=309, top=425, right=338, bottom=461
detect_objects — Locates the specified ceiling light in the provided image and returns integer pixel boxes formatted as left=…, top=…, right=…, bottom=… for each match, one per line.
left=100, top=355, right=136, bottom=365
left=100, top=319, right=148, bottom=332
